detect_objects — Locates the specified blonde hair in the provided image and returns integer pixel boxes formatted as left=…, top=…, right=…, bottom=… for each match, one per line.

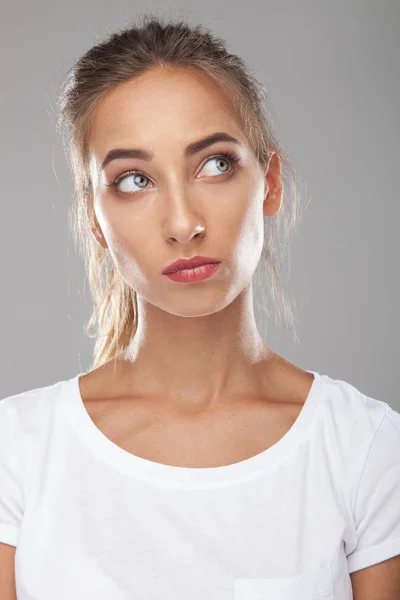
left=56, top=11, right=305, bottom=372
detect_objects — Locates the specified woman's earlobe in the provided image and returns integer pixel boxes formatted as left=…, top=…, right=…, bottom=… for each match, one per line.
left=262, top=152, right=283, bottom=216
left=91, top=225, right=108, bottom=249
left=263, top=187, right=282, bottom=217
left=88, top=209, right=108, bottom=249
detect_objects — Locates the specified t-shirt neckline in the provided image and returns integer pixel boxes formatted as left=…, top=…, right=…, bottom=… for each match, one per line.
left=63, top=369, right=324, bottom=488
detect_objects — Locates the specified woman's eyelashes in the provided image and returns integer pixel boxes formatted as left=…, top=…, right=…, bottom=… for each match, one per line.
left=105, top=150, right=241, bottom=195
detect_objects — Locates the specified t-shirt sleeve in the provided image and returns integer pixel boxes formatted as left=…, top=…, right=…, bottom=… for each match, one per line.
left=347, top=406, right=400, bottom=573
left=0, top=398, right=25, bottom=547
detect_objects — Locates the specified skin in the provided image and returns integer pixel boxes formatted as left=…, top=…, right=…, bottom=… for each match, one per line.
left=85, top=65, right=312, bottom=430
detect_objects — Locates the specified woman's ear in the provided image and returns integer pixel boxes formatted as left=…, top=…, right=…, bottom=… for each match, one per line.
left=91, top=224, right=108, bottom=249
left=86, top=199, right=108, bottom=249
left=263, top=152, right=283, bottom=217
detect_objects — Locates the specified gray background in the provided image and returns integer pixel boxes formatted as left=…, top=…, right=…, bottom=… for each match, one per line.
left=1, top=1, right=399, bottom=410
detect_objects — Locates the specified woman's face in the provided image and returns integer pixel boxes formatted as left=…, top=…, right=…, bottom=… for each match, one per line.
left=87, top=66, right=282, bottom=317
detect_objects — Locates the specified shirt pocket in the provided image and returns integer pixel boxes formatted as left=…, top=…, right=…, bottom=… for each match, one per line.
left=234, top=565, right=333, bottom=599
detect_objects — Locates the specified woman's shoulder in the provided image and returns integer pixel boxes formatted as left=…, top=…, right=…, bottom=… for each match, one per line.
left=0, top=373, right=74, bottom=428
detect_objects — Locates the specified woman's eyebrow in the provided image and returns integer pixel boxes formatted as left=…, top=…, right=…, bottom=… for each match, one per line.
left=100, top=131, right=241, bottom=171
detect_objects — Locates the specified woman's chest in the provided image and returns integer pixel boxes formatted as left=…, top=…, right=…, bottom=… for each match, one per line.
left=84, top=394, right=301, bottom=468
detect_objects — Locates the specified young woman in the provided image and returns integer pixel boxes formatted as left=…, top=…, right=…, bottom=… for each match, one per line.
left=1, top=13, right=399, bottom=600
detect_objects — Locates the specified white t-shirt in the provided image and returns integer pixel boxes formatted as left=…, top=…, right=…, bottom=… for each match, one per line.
left=1, top=369, right=400, bottom=600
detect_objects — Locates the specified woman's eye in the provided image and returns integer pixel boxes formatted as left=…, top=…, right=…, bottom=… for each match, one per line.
left=109, top=153, right=237, bottom=194
left=200, top=156, right=231, bottom=177
left=117, top=173, right=150, bottom=194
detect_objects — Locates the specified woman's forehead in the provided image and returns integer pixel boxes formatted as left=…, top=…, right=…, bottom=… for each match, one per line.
left=92, top=68, right=236, bottom=129
left=88, top=70, right=242, bottom=160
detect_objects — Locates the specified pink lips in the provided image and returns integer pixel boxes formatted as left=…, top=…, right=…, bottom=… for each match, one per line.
left=163, top=262, right=221, bottom=283
left=162, top=255, right=220, bottom=274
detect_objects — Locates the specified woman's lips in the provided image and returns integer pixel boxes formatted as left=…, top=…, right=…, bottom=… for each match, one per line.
left=162, top=256, right=220, bottom=274
left=163, top=262, right=221, bottom=282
